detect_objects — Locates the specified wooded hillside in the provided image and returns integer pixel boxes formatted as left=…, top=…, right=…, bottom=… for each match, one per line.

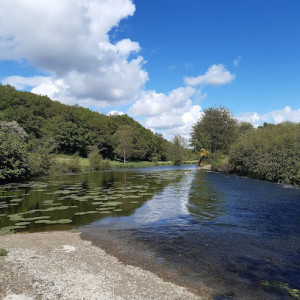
left=0, top=84, right=170, bottom=161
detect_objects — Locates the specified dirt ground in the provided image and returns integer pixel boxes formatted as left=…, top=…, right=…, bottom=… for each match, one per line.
left=0, top=231, right=209, bottom=300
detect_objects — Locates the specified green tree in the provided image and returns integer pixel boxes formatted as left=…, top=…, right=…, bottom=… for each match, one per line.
left=88, top=145, right=103, bottom=171
left=237, top=122, right=255, bottom=137
left=0, top=131, right=30, bottom=182
left=44, top=117, right=91, bottom=156
left=191, top=106, right=238, bottom=153
left=229, top=122, right=300, bottom=185
left=169, top=135, right=187, bottom=165
left=113, top=125, right=135, bottom=163
left=0, top=121, right=28, bottom=141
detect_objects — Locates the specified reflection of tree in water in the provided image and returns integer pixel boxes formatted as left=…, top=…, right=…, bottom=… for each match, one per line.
left=0, top=169, right=186, bottom=232
left=188, top=170, right=225, bottom=222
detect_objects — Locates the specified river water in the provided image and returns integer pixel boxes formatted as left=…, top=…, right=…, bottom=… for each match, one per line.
left=1, top=165, right=299, bottom=299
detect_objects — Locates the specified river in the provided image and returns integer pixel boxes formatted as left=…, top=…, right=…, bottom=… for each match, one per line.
left=1, top=165, right=299, bottom=299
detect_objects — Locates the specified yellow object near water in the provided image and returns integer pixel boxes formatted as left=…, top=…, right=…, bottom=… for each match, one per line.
left=199, top=148, right=209, bottom=166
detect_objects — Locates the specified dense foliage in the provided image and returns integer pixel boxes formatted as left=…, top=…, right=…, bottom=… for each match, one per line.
left=168, top=135, right=187, bottom=165
left=229, top=122, right=300, bottom=185
left=191, top=106, right=238, bottom=153
left=0, top=84, right=173, bottom=182
left=0, top=130, right=30, bottom=181
left=0, top=84, right=170, bottom=158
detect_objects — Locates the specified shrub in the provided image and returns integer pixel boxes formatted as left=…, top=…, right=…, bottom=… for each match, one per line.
left=88, top=146, right=103, bottom=171
left=0, top=131, right=30, bottom=182
left=100, top=159, right=111, bottom=170
left=229, top=122, right=300, bottom=185
left=58, top=154, right=81, bottom=174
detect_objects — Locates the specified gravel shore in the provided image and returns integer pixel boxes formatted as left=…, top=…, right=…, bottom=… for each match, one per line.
left=0, top=231, right=209, bottom=300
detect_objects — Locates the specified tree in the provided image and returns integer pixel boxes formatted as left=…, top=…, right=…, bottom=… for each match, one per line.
left=88, top=145, right=103, bottom=171
left=191, top=106, right=238, bottom=153
left=113, top=125, right=135, bottom=163
left=0, top=121, right=28, bottom=141
left=169, top=135, right=187, bottom=165
left=237, top=122, right=255, bottom=137
left=0, top=131, right=30, bottom=182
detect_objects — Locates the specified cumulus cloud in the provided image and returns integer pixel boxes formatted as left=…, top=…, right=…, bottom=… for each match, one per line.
left=129, top=86, right=203, bottom=140
left=3, top=76, right=51, bottom=90
left=236, top=106, right=300, bottom=127
left=0, top=0, right=148, bottom=107
left=129, top=86, right=196, bottom=117
left=107, top=110, right=125, bottom=116
left=184, top=64, right=235, bottom=86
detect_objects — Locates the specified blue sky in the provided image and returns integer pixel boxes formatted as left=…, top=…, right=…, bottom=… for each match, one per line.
left=0, top=0, right=299, bottom=139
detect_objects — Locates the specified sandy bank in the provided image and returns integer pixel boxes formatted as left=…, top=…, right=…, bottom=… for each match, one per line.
left=0, top=231, right=206, bottom=300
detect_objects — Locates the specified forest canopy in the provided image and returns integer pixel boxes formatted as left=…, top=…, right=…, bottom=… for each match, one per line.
left=0, top=84, right=174, bottom=182
left=0, top=84, right=170, bottom=161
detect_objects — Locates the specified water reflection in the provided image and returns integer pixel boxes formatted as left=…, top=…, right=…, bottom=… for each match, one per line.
left=188, top=170, right=225, bottom=222
left=94, top=168, right=197, bottom=229
left=0, top=166, right=190, bottom=233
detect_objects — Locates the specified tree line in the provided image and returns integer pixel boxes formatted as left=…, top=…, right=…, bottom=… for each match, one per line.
left=0, top=84, right=190, bottom=182
left=1, top=84, right=299, bottom=185
left=190, top=106, right=300, bottom=185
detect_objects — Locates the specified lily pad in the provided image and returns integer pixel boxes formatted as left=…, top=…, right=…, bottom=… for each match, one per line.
left=75, top=211, right=99, bottom=216
left=20, top=216, right=51, bottom=222
left=15, top=222, right=31, bottom=226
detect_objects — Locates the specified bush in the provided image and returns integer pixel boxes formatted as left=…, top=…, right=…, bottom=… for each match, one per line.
left=88, top=147, right=103, bottom=171
left=229, top=122, right=300, bottom=185
left=0, top=131, right=30, bottom=182
left=28, top=150, right=54, bottom=177
left=207, top=152, right=229, bottom=172
left=100, top=159, right=111, bottom=170
left=58, top=154, right=81, bottom=174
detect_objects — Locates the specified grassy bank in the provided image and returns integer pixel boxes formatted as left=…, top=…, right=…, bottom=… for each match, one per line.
left=206, top=153, right=229, bottom=172
left=54, top=155, right=198, bottom=174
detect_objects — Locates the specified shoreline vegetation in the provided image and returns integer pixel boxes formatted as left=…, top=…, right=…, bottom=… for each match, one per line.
left=0, top=84, right=299, bottom=186
left=55, top=154, right=199, bottom=174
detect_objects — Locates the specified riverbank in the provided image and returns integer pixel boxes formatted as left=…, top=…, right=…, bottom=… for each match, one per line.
left=0, top=231, right=210, bottom=300
left=55, top=154, right=198, bottom=172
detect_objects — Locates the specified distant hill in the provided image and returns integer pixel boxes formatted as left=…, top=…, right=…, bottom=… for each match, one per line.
left=0, top=84, right=169, bottom=161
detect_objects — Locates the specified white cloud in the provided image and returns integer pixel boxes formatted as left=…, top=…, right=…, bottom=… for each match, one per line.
left=236, top=106, right=300, bottom=127
left=3, top=76, right=52, bottom=90
left=236, top=112, right=261, bottom=127
left=184, top=64, right=235, bottom=86
left=233, top=56, right=241, bottom=67
left=0, top=0, right=148, bottom=107
left=107, top=110, right=125, bottom=116
left=129, top=87, right=202, bottom=140
left=129, top=86, right=196, bottom=117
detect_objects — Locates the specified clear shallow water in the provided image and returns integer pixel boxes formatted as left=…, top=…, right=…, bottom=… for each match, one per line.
left=1, top=165, right=300, bottom=299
